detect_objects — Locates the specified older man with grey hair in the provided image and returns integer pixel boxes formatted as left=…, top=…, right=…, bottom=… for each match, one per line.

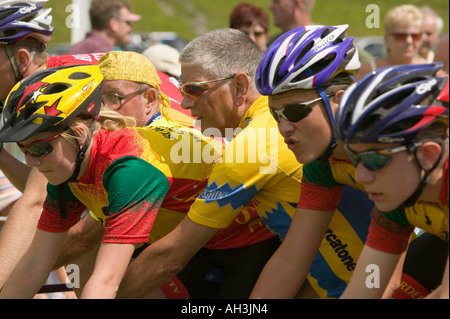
left=116, top=28, right=304, bottom=299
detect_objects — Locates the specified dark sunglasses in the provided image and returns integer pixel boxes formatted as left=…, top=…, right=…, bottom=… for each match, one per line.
left=391, top=32, right=422, bottom=42
left=102, top=87, right=148, bottom=110
left=179, top=75, right=236, bottom=100
left=345, top=144, right=413, bottom=171
left=17, top=134, right=60, bottom=158
left=270, top=95, right=332, bottom=123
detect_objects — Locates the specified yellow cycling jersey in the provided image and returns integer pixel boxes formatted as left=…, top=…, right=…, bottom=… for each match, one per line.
left=187, top=96, right=303, bottom=241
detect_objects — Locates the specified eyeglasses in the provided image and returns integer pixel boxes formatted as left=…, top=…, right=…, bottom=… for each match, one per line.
left=345, top=144, right=412, bottom=171
left=102, top=87, right=148, bottom=110
left=17, top=134, right=60, bottom=158
left=179, top=75, right=236, bottom=100
left=269, top=95, right=331, bottom=123
left=391, top=32, right=422, bottom=42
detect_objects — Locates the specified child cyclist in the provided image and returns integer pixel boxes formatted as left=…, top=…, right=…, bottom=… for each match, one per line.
left=335, top=63, right=448, bottom=298
left=0, top=64, right=218, bottom=298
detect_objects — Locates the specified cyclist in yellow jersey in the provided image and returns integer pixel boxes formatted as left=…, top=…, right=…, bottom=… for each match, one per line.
left=0, top=64, right=219, bottom=298
left=116, top=28, right=305, bottom=299
left=336, top=63, right=448, bottom=299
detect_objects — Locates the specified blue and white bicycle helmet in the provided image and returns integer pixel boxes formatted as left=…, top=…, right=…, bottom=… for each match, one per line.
left=335, top=63, right=448, bottom=145
left=255, top=24, right=360, bottom=95
left=335, top=62, right=448, bottom=208
left=0, top=0, right=54, bottom=45
left=256, top=24, right=360, bottom=161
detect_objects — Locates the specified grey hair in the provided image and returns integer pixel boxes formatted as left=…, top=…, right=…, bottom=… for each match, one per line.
left=180, top=28, right=263, bottom=89
left=421, top=5, right=444, bottom=34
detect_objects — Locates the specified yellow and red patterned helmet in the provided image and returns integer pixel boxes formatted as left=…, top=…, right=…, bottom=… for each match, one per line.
left=0, top=64, right=103, bottom=142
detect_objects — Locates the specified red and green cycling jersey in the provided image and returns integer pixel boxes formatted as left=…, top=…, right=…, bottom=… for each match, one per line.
left=38, top=126, right=218, bottom=244
left=367, top=158, right=449, bottom=254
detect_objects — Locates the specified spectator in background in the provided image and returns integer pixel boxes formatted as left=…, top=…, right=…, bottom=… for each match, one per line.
left=142, top=44, right=182, bottom=79
left=267, top=0, right=315, bottom=46
left=229, top=2, right=269, bottom=51
left=418, top=6, right=443, bottom=63
left=356, top=4, right=425, bottom=81
left=66, top=0, right=140, bottom=55
left=434, top=35, right=449, bottom=74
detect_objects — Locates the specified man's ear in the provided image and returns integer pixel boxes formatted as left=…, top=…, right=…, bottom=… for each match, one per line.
left=233, top=73, right=250, bottom=107
left=109, top=17, right=121, bottom=33
left=144, top=88, right=159, bottom=113
left=330, top=89, right=346, bottom=113
left=16, top=48, right=32, bottom=74
left=416, top=141, right=443, bottom=170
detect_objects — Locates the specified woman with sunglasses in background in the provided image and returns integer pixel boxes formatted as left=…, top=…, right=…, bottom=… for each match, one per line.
left=336, top=63, right=448, bottom=299
left=0, top=64, right=218, bottom=298
left=356, top=4, right=430, bottom=81
left=250, top=24, right=381, bottom=299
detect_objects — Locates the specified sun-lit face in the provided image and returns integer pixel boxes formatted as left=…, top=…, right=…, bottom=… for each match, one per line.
left=102, top=80, right=156, bottom=127
left=385, top=23, right=423, bottom=62
left=268, top=89, right=334, bottom=164
left=238, top=22, right=269, bottom=51
left=179, top=65, right=240, bottom=136
left=349, top=142, right=421, bottom=212
left=19, top=131, right=80, bottom=185
left=113, top=7, right=134, bottom=49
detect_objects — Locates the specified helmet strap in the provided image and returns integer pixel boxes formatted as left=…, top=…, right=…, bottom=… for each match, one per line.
left=5, top=47, right=23, bottom=82
left=56, top=121, right=96, bottom=218
left=67, top=120, right=96, bottom=183
left=397, top=141, right=445, bottom=209
left=317, top=86, right=337, bottom=163
left=5, top=46, right=37, bottom=83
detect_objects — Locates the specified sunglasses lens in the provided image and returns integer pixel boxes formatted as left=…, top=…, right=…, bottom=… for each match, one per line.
left=412, top=34, right=421, bottom=41
left=269, top=108, right=280, bottom=122
left=182, top=85, right=206, bottom=99
left=19, top=142, right=54, bottom=157
left=283, top=104, right=313, bottom=122
left=392, top=33, right=421, bottom=42
left=359, top=153, right=392, bottom=171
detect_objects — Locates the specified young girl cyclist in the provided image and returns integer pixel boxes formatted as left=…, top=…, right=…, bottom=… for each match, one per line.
left=336, top=63, right=448, bottom=298
left=0, top=64, right=218, bottom=298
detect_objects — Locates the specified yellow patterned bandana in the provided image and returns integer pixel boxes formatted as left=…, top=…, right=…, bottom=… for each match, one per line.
left=98, top=51, right=171, bottom=116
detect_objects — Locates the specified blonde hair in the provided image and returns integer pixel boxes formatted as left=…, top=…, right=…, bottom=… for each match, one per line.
left=384, top=5, right=423, bottom=34
left=62, top=109, right=137, bottom=146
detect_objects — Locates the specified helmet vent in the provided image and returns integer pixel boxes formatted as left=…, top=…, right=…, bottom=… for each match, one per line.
left=320, top=28, right=332, bottom=39
left=310, top=53, right=336, bottom=75
left=42, top=83, right=70, bottom=95
left=69, top=72, right=91, bottom=80
left=273, top=56, right=288, bottom=86
left=294, top=41, right=314, bottom=65
left=15, top=101, right=45, bottom=124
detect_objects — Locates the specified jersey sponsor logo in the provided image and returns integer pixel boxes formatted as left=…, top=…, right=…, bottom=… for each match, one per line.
left=260, top=202, right=293, bottom=240
left=324, top=228, right=356, bottom=271
left=199, top=181, right=258, bottom=210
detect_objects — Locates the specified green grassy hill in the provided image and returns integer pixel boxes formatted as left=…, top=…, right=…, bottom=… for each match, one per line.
left=46, top=0, right=449, bottom=46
